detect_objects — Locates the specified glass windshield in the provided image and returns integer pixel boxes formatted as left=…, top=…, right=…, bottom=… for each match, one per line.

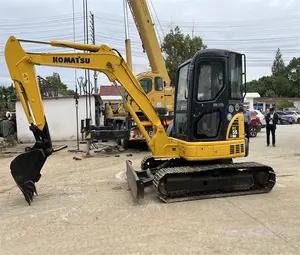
left=139, top=78, right=152, bottom=94
left=197, top=61, right=224, bottom=101
left=176, top=63, right=190, bottom=111
left=229, top=53, right=243, bottom=100
left=154, top=77, right=163, bottom=91
left=174, top=62, right=190, bottom=139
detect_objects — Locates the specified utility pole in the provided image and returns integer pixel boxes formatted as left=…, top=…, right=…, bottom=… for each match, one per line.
left=123, top=0, right=132, bottom=70
left=89, top=11, right=98, bottom=94
left=85, top=0, right=92, bottom=120
left=83, top=0, right=88, bottom=118
left=192, top=20, right=195, bottom=38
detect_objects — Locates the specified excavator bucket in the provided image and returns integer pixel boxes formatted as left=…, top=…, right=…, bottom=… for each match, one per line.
left=10, top=148, right=48, bottom=205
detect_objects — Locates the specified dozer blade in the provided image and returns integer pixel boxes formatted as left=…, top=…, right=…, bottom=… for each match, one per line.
left=126, top=160, right=145, bottom=200
left=126, top=160, right=156, bottom=201
left=10, top=148, right=48, bottom=205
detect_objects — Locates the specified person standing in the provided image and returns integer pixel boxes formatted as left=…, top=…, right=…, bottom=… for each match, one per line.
left=243, top=108, right=251, bottom=139
left=265, top=107, right=278, bottom=147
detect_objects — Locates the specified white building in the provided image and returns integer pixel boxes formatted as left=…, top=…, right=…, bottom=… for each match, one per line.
left=243, top=92, right=261, bottom=110
left=15, top=94, right=102, bottom=142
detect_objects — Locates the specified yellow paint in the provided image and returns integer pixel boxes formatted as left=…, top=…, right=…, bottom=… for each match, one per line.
left=4, top=35, right=247, bottom=163
left=125, top=0, right=175, bottom=114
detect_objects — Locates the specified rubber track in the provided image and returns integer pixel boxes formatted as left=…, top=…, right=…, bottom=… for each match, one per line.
left=153, top=161, right=276, bottom=203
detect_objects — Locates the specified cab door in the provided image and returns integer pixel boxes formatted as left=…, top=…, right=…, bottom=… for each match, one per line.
left=190, top=58, right=228, bottom=142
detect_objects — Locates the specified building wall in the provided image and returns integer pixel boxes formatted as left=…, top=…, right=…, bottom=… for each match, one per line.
left=243, top=93, right=261, bottom=110
left=16, top=96, right=96, bottom=142
left=253, top=101, right=300, bottom=112
left=243, top=98, right=254, bottom=110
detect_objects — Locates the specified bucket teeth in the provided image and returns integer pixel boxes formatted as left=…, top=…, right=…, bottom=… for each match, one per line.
left=18, top=181, right=38, bottom=205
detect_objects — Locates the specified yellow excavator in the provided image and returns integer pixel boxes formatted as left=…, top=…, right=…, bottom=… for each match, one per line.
left=5, top=36, right=276, bottom=205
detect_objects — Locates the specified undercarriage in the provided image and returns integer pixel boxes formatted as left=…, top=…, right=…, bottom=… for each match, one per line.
left=126, top=156, right=276, bottom=203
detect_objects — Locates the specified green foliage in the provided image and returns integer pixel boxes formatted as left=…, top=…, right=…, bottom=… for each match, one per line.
left=45, top=72, right=74, bottom=95
left=0, top=84, right=17, bottom=114
left=272, top=48, right=285, bottom=76
left=247, top=48, right=300, bottom=98
left=276, top=100, right=294, bottom=110
left=161, top=26, right=207, bottom=83
left=285, top=57, right=300, bottom=97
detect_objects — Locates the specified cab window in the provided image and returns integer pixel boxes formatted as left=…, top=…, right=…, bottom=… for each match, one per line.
left=197, top=61, right=224, bottom=101
left=139, top=78, right=152, bottom=94
left=154, top=77, right=163, bottom=91
left=229, top=53, right=243, bottom=100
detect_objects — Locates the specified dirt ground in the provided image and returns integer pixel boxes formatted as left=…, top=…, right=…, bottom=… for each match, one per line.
left=0, top=125, right=300, bottom=255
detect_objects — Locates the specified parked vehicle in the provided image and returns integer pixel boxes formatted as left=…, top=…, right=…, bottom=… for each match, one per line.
left=252, top=109, right=266, bottom=128
left=276, top=111, right=294, bottom=125
left=248, top=111, right=262, bottom=137
left=285, top=111, right=300, bottom=124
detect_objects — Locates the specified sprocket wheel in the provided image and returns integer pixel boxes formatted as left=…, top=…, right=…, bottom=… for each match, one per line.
left=140, top=155, right=156, bottom=170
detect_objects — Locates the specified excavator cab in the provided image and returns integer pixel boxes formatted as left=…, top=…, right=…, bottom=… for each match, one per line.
left=126, top=49, right=275, bottom=202
left=171, top=49, right=246, bottom=142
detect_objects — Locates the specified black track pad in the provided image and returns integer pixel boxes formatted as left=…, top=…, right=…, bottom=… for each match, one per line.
left=10, top=149, right=47, bottom=205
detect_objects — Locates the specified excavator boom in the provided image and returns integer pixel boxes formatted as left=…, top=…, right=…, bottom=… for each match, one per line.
left=4, top=36, right=177, bottom=204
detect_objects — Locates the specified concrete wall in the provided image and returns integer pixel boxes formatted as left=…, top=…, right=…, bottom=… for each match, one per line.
left=243, top=93, right=261, bottom=110
left=16, top=96, right=96, bottom=142
left=243, top=98, right=254, bottom=110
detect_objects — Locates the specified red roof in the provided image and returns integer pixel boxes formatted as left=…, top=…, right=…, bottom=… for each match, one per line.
left=99, top=85, right=125, bottom=96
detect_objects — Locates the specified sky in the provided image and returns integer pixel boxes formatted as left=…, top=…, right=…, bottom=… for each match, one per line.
left=1, top=0, right=300, bottom=91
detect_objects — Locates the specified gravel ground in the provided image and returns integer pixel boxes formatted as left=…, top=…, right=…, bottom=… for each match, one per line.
left=0, top=125, right=299, bottom=255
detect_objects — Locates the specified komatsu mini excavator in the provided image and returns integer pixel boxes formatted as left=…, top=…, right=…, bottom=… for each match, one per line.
left=4, top=36, right=276, bottom=205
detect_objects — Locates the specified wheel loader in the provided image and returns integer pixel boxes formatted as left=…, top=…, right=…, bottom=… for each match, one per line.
left=4, top=36, right=276, bottom=205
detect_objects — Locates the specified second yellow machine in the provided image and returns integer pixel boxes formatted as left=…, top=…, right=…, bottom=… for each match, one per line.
left=4, top=36, right=276, bottom=205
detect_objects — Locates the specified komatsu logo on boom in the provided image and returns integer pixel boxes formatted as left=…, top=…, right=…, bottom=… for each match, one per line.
left=52, top=56, right=90, bottom=64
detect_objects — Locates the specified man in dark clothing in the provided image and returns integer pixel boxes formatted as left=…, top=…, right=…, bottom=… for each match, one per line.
left=265, top=107, right=278, bottom=147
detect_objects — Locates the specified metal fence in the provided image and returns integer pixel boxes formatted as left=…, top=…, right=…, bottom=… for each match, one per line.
left=0, top=120, right=10, bottom=137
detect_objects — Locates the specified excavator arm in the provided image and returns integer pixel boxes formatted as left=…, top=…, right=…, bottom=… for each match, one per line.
left=5, top=36, right=177, bottom=204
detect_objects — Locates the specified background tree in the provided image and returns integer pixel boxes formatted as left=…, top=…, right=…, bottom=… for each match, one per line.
left=285, top=57, right=300, bottom=97
left=0, top=85, right=17, bottom=110
left=271, top=48, right=285, bottom=76
left=45, top=72, right=74, bottom=95
left=276, top=100, right=294, bottom=110
left=161, top=26, right=207, bottom=83
left=246, top=48, right=300, bottom=98
left=0, top=84, right=17, bottom=118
